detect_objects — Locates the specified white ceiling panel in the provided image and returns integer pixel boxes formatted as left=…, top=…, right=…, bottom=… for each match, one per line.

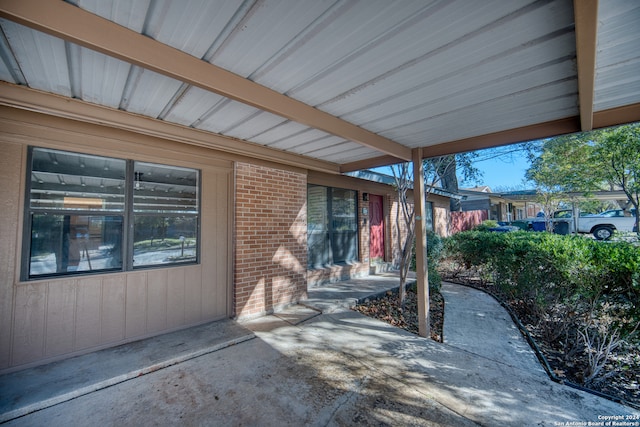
left=220, top=110, right=288, bottom=141
left=0, top=20, right=71, bottom=97
left=342, top=46, right=576, bottom=134
left=162, top=86, right=227, bottom=127
left=70, top=0, right=150, bottom=32
left=319, top=3, right=575, bottom=118
left=73, top=45, right=132, bottom=108
left=385, top=81, right=578, bottom=146
left=303, top=140, right=364, bottom=158
left=313, top=144, right=378, bottom=164
left=119, top=67, right=184, bottom=118
left=0, top=57, right=13, bottom=83
left=289, top=135, right=349, bottom=156
left=360, top=59, right=577, bottom=137
left=0, top=23, right=22, bottom=84
left=594, top=0, right=640, bottom=112
left=285, top=0, right=535, bottom=107
left=207, top=0, right=336, bottom=79
left=0, top=0, right=639, bottom=170
left=251, top=0, right=428, bottom=93
left=251, top=120, right=311, bottom=146
left=142, top=0, right=242, bottom=58
left=196, top=98, right=265, bottom=135
left=267, top=128, right=334, bottom=151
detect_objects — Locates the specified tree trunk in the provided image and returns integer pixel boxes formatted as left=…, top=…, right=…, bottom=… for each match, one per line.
left=435, top=155, right=461, bottom=211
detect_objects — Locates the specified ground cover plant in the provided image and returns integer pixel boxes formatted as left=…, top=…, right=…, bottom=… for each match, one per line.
left=441, top=229, right=640, bottom=406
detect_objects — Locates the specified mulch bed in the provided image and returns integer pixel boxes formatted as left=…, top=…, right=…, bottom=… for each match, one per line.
left=353, top=285, right=444, bottom=342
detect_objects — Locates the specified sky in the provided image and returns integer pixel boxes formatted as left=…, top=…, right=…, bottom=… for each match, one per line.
left=468, top=150, right=532, bottom=191
left=371, top=144, right=535, bottom=191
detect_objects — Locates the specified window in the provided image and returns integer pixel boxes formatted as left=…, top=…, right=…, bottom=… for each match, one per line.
left=425, top=201, right=434, bottom=231
left=132, top=162, right=199, bottom=267
left=23, top=147, right=199, bottom=279
left=307, top=185, right=358, bottom=268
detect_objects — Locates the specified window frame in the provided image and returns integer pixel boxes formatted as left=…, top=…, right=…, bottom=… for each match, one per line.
left=22, top=147, right=201, bottom=280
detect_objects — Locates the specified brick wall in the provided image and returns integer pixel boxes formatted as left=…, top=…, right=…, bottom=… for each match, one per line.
left=389, top=193, right=451, bottom=266
left=234, top=163, right=307, bottom=318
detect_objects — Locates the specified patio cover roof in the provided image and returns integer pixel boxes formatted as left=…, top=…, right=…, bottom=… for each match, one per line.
left=0, top=0, right=639, bottom=175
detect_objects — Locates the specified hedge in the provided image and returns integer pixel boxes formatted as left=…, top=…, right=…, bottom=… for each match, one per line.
left=443, top=231, right=640, bottom=333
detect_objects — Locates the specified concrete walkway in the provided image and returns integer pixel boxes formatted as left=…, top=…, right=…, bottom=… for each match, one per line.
left=1, top=276, right=637, bottom=426
left=441, top=282, right=546, bottom=374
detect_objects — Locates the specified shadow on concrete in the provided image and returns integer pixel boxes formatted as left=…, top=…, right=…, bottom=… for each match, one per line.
left=1, top=274, right=637, bottom=426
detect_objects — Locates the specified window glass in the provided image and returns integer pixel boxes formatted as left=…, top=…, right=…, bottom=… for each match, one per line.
left=30, top=147, right=125, bottom=212
left=425, top=201, right=434, bottom=231
left=132, top=161, right=199, bottom=268
left=330, top=188, right=357, bottom=264
left=307, top=185, right=358, bottom=268
left=24, top=148, right=200, bottom=279
left=133, top=162, right=198, bottom=213
left=307, top=185, right=329, bottom=268
left=29, top=214, right=123, bottom=277
left=133, top=216, right=197, bottom=267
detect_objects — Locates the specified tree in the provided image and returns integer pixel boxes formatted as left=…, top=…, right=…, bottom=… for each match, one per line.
left=390, top=162, right=417, bottom=309
left=526, top=123, right=640, bottom=235
left=425, top=153, right=481, bottom=211
left=524, top=134, right=594, bottom=230
left=525, top=132, right=598, bottom=194
left=391, top=155, right=457, bottom=309
left=592, top=124, right=640, bottom=234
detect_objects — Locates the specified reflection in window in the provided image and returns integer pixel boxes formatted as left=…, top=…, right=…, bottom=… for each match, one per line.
left=133, top=216, right=197, bottom=266
left=307, top=186, right=328, bottom=268
left=133, top=162, right=198, bottom=214
left=24, top=147, right=200, bottom=279
left=132, top=162, right=199, bottom=268
left=29, top=214, right=123, bottom=276
left=307, top=185, right=358, bottom=268
left=425, top=201, right=434, bottom=231
left=29, top=147, right=126, bottom=212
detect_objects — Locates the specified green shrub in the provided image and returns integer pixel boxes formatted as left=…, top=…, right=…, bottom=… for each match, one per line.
left=411, top=230, right=443, bottom=291
left=473, top=220, right=499, bottom=232
left=443, top=231, right=640, bottom=329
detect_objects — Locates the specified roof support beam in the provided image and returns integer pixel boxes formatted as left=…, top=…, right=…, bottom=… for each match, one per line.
left=412, top=147, right=429, bottom=339
left=0, top=0, right=412, bottom=161
left=341, top=102, right=640, bottom=171
left=573, top=0, right=599, bottom=132
left=340, top=117, right=581, bottom=171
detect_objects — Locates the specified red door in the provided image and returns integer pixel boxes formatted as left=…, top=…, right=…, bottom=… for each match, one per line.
left=369, top=194, right=384, bottom=261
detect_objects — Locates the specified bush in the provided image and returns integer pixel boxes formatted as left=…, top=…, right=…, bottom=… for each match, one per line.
left=444, top=230, right=640, bottom=338
left=410, top=230, right=443, bottom=291
left=448, top=232, right=630, bottom=300
left=473, top=220, right=499, bottom=232
left=444, top=230, right=640, bottom=385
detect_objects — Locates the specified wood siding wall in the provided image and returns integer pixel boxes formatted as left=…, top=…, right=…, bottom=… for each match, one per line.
left=0, top=109, right=232, bottom=373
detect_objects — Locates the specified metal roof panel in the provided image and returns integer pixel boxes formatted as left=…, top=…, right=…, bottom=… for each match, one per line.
left=1, top=20, right=71, bottom=97
left=594, top=0, right=640, bottom=112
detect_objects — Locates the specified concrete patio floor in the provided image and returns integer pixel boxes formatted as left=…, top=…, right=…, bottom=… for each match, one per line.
left=1, top=275, right=638, bottom=426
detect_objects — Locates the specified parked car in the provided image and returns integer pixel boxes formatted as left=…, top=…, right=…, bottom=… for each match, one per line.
left=550, top=209, right=636, bottom=240
left=585, top=208, right=636, bottom=217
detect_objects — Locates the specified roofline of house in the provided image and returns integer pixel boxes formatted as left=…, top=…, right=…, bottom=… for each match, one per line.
left=345, top=170, right=463, bottom=199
